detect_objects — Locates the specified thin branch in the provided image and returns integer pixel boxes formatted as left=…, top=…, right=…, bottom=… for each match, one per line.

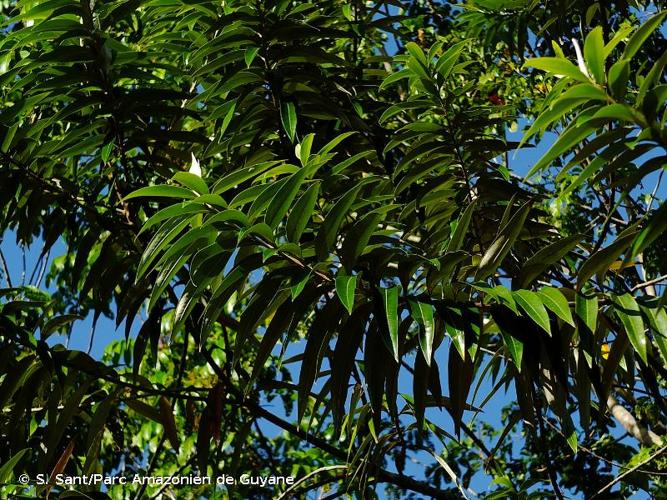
left=201, top=349, right=456, bottom=499
left=631, top=273, right=667, bottom=292
left=591, top=444, right=667, bottom=498
left=543, top=418, right=667, bottom=476
left=276, top=465, right=348, bottom=500
left=0, top=247, right=12, bottom=287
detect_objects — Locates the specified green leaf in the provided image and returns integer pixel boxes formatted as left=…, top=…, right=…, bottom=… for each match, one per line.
left=526, top=120, right=598, bottom=177
left=447, top=342, right=473, bottom=436
left=538, top=288, right=575, bottom=327
left=612, top=293, right=648, bottom=363
left=244, top=46, right=260, bottom=67
left=212, top=161, right=279, bottom=195
left=622, top=11, right=667, bottom=60
left=435, top=40, right=467, bottom=78
left=577, top=231, right=637, bottom=288
left=518, top=234, right=582, bottom=287
left=631, top=201, right=667, bottom=259
left=381, top=286, right=400, bottom=361
left=317, top=131, right=356, bottom=155
left=584, top=26, right=605, bottom=84
left=380, top=68, right=411, bottom=90
left=524, top=57, right=590, bottom=82
left=286, top=183, right=320, bottom=242
left=0, top=448, right=28, bottom=484
left=249, top=299, right=295, bottom=388
left=641, top=304, right=667, bottom=365
left=172, top=172, right=209, bottom=194
left=296, top=133, right=315, bottom=166
left=412, top=300, right=435, bottom=365
left=608, top=59, right=630, bottom=99
left=124, top=185, right=196, bottom=201
left=340, top=211, right=382, bottom=272
left=447, top=200, right=476, bottom=252
left=280, top=101, right=297, bottom=142
left=501, top=331, right=524, bottom=369
left=137, top=217, right=193, bottom=279
left=41, top=313, right=81, bottom=339
left=265, top=169, right=307, bottom=228
left=576, top=292, right=598, bottom=333
left=335, top=275, right=357, bottom=314
left=316, top=184, right=364, bottom=259
left=413, top=351, right=429, bottom=431
left=406, top=42, right=428, bottom=67
left=514, top=289, right=551, bottom=335
left=477, top=202, right=531, bottom=280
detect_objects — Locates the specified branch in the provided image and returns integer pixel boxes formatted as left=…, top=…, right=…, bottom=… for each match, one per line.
left=201, top=349, right=456, bottom=499
left=276, top=465, right=347, bottom=500
left=607, top=395, right=663, bottom=447
left=591, top=444, right=667, bottom=498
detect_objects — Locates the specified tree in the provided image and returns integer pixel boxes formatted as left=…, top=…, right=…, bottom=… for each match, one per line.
left=1, top=0, right=666, bottom=498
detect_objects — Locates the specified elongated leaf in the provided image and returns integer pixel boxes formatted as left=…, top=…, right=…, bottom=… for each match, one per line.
left=524, top=57, right=590, bottom=82
left=381, top=286, right=400, bottom=361
left=0, top=448, right=28, bottom=484
left=280, top=101, right=297, bottom=142
left=298, top=300, right=340, bottom=421
left=576, top=292, right=598, bottom=334
left=286, top=183, right=320, bottom=242
left=265, top=169, right=307, bottom=228
left=250, top=299, right=295, bottom=388
left=413, top=351, right=429, bottom=432
left=518, top=234, right=582, bottom=287
left=538, top=288, right=575, bottom=327
left=335, top=275, right=357, bottom=314
left=296, top=133, right=315, bottom=166
left=447, top=200, right=476, bottom=252
left=622, top=11, right=667, bottom=60
left=526, top=121, right=598, bottom=177
left=340, top=212, right=382, bottom=272
left=124, top=185, right=195, bottom=201
left=578, top=232, right=637, bottom=288
left=173, top=172, right=209, bottom=194
left=448, top=343, right=473, bottom=437
left=612, top=293, right=648, bottom=363
left=514, top=290, right=551, bottom=335
left=584, top=26, right=605, bottom=83
left=477, top=202, right=531, bottom=280
left=631, top=201, right=667, bottom=259
left=315, top=184, right=364, bottom=259
left=318, top=131, right=356, bottom=155
left=412, top=300, right=435, bottom=365
left=159, top=396, right=180, bottom=452
left=641, top=304, right=667, bottom=365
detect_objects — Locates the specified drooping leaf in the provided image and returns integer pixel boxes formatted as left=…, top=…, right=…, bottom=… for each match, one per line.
left=335, top=275, right=357, bottom=315
left=280, top=101, right=297, bottom=142
left=477, top=202, right=531, bottom=280
left=578, top=232, right=637, bottom=288
left=411, top=300, right=436, bottom=365
left=583, top=26, right=605, bottom=84
left=514, top=289, right=551, bottom=335
left=286, top=183, right=320, bottom=242
left=538, top=287, right=575, bottom=327
left=380, top=286, right=400, bottom=362
left=612, top=293, right=648, bottom=363
left=265, top=169, right=307, bottom=228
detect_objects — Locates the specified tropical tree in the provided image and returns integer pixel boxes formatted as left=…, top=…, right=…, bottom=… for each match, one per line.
left=1, top=0, right=666, bottom=498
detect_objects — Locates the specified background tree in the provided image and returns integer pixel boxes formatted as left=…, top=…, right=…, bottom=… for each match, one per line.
left=0, top=0, right=666, bottom=498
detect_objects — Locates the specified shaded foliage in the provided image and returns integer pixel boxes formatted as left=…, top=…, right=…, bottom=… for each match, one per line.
left=1, top=0, right=666, bottom=498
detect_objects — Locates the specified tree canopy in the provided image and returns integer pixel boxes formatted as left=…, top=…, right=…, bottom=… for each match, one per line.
left=1, top=0, right=667, bottom=498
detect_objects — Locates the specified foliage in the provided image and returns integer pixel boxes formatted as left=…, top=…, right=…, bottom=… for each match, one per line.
left=1, top=0, right=666, bottom=498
